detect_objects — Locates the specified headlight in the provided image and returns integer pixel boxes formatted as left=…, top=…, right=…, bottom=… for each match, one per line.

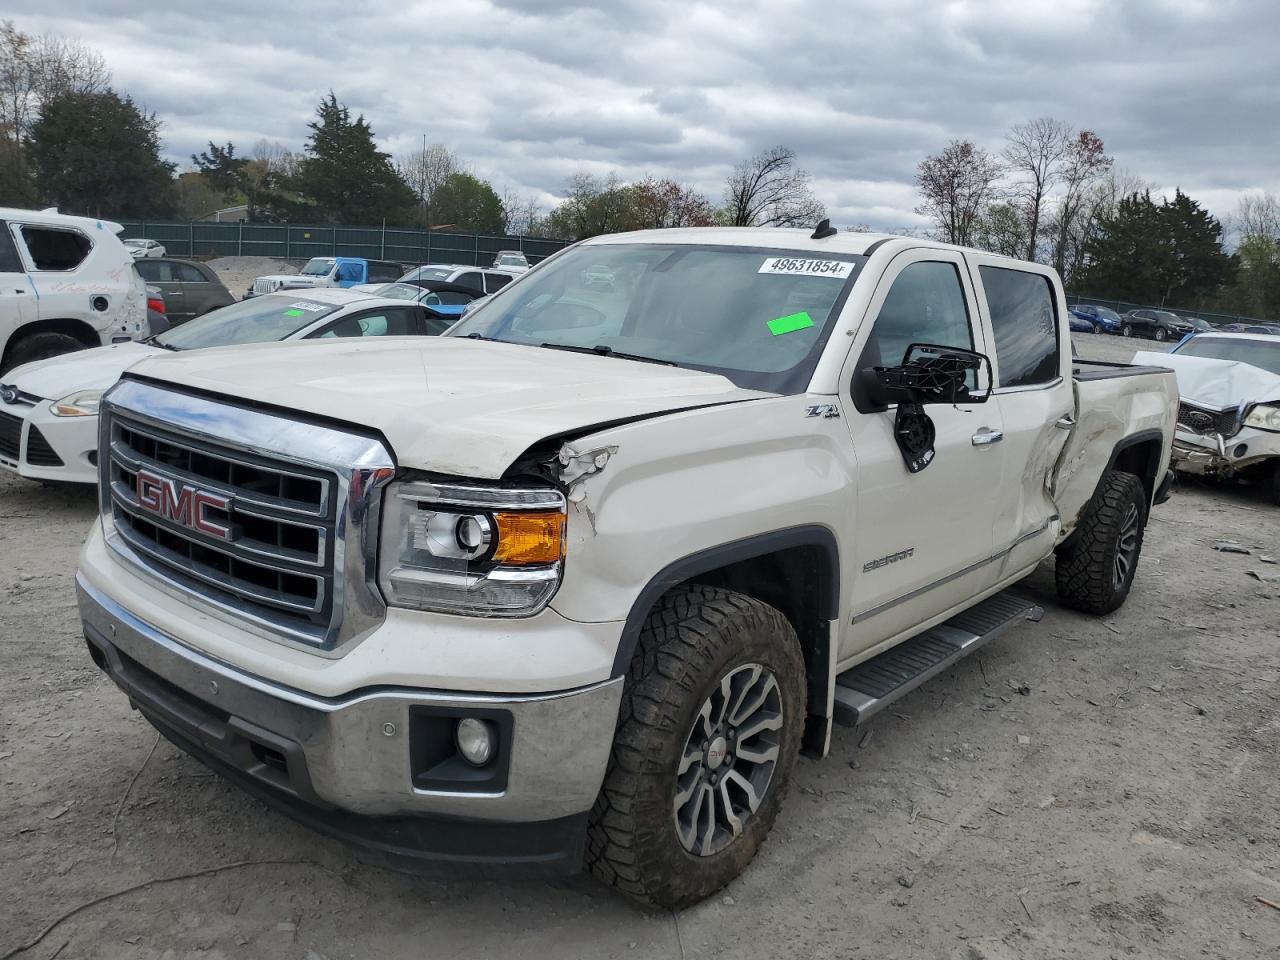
left=51, top=390, right=103, bottom=417
left=378, top=481, right=566, bottom=617
left=1243, top=403, right=1280, bottom=432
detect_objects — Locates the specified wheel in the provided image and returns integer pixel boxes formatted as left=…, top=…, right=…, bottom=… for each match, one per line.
left=1270, top=461, right=1280, bottom=507
left=587, top=585, right=805, bottom=908
left=1121, top=324, right=1132, bottom=338
left=1154, top=328, right=1167, bottom=342
left=1, top=332, right=85, bottom=374
left=1054, top=470, right=1147, bottom=615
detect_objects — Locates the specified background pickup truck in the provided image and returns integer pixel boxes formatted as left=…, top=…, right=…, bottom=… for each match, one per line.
left=248, top=256, right=403, bottom=297
left=76, top=227, right=1176, bottom=909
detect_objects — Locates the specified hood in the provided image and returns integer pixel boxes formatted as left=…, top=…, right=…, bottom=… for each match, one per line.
left=1134, top=350, right=1280, bottom=409
left=123, top=338, right=771, bottom=478
left=7, top=341, right=160, bottom=400
left=259, top=275, right=319, bottom=285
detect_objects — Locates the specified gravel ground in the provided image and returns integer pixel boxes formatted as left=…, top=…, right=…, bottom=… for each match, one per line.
left=206, top=257, right=298, bottom=300
left=3, top=333, right=1278, bottom=960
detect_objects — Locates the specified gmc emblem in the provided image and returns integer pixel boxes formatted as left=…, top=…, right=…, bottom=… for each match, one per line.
left=135, top=467, right=234, bottom=541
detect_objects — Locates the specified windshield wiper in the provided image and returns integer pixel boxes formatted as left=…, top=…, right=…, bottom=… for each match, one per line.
left=537, top=342, right=678, bottom=366
left=149, top=339, right=179, bottom=351
left=463, top=333, right=501, bottom=342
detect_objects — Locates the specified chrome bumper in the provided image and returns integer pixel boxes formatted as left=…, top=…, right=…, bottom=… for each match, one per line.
left=77, top=574, right=622, bottom=825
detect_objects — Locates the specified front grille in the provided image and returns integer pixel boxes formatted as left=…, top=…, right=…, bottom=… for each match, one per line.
left=25, top=426, right=63, bottom=467
left=105, top=411, right=339, bottom=644
left=1177, top=402, right=1240, bottom=438
left=253, top=279, right=277, bottom=295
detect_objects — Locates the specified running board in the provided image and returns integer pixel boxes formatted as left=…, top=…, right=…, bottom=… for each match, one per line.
left=832, top=590, right=1043, bottom=728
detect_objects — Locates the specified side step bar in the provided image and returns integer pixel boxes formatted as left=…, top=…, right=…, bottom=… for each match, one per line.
left=832, top=590, right=1043, bottom=728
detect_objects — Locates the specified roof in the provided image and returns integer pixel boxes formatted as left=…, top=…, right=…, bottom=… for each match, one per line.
left=582, top=226, right=911, bottom=257
left=1186, top=331, right=1280, bottom=341
left=255, top=287, right=406, bottom=307
left=0, top=206, right=124, bottom=234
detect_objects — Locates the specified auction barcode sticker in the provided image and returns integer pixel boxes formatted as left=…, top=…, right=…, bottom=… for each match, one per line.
left=758, top=257, right=855, bottom=279
left=288, top=301, right=328, bottom=312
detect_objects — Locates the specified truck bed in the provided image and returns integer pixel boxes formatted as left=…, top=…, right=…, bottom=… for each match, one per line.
left=1072, top=358, right=1174, bottom=382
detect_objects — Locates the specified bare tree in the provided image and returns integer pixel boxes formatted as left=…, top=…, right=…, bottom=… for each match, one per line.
left=724, top=145, right=824, bottom=227
left=914, top=140, right=1000, bottom=246
left=1050, top=130, right=1112, bottom=280
left=29, top=32, right=108, bottom=106
left=1235, top=192, right=1280, bottom=242
left=499, top=185, right=543, bottom=235
left=396, top=143, right=461, bottom=226
left=1003, top=117, right=1072, bottom=261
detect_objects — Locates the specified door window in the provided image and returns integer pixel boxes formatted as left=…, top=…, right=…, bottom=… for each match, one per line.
left=136, top=260, right=177, bottom=282
left=456, top=271, right=484, bottom=292
left=314, top=308, right=418, bottom=338
left=484, top=272, right=513, bottom=292
left=18, top=226, right=91, bottom=270
left=0, top=224, right=26, bottom=273
left=979, top=266, right=1059, bottom=388
left=174, top=263, right=207, bottom=283
left=857, top=260, right=972, bottom=371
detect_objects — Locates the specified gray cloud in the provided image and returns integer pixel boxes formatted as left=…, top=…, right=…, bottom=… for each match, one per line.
left=10, top=0, right=1278, bottom=231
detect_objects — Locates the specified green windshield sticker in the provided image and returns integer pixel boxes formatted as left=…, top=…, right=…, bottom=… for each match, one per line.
left=284, top=308, right=304, bottom=317
left=767, top=311, right=814, bottom=336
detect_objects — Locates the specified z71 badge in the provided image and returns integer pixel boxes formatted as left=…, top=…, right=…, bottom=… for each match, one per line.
left=805, top=403, right=841, bottom=419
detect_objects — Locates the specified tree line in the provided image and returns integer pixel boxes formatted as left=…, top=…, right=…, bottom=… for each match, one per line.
left=914, top=118, right=1276, bottom=317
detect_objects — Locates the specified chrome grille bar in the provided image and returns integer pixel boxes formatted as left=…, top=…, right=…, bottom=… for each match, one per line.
left=99, top=379, right=395, bottom=654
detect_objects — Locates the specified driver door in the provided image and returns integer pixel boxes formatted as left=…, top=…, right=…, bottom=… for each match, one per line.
left=839, top=250, right=1006, bottom=662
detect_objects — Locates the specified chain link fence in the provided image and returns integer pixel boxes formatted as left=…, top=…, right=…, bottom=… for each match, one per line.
left=116, top=220, right=570, bottom=266
left=1065, top=293, right=1276, bottom=328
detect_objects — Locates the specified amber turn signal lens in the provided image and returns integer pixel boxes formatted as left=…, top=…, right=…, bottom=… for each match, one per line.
left=492, top=511, right=566, bottom=565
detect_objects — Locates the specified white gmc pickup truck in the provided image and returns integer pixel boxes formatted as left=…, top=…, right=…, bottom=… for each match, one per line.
left=76, top=227, right=1177, bottom=907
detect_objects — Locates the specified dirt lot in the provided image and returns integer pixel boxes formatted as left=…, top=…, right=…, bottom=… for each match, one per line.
left=3, top=333, right=1279, bottom=960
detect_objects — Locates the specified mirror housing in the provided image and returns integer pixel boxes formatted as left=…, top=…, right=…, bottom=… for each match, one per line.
left=853, top=343, right=993, bottom=413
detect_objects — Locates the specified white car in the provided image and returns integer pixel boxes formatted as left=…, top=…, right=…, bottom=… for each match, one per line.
left=493, top=250, right=530, bottom=273
left=123, top=238, right=165, bottom=259
left=0, top=288, right=452, bottom=484
left=1138, top=331, right=1280, bottom=503
left=1, top=208, right=150, bottom=376
left=399, top=263, right=521, bottom=295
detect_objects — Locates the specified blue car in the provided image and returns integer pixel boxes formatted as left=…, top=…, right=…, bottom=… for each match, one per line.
left=1069, top=303, right=1123, bottom=334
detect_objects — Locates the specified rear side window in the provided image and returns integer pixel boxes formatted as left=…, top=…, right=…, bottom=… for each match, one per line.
left=979, top=266, right=1059, bottom=388
left=136, top=261, right=176, bottom=282
left=174, top=263, right=207, bottom=283
left=19, top=226, right=91, bottom=270
left=0, top=223, right=23, bottom=273
left=456, top=271, right=484, bottom=292
left=368, top=261, right=402, bottom=283
left=484, top=272, right=512, bottom=292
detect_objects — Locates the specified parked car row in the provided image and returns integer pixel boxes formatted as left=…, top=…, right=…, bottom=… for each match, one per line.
left=1068, top=303, right=1279, bottom=340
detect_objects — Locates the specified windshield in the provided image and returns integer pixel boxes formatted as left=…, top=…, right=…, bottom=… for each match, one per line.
left=1090, top=306, right=1120, bottom=321
left=402, top=266, right=452, bottom=282
left=448, top=244, right=866, bottom=392
left=497, top=255, right=525, bottom=266
left=1155, top=311, right=1181, bottom=323
left=154, top=296, right=338, bottom=350
left=1175, top=337, right=1280, bottom=376
left=301, top=258, right=335, bottom=277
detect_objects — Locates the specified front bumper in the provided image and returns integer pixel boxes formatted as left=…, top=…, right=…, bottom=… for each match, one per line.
left=1171, top=426, right=1280, bottom=477
left=78, top=574, right=623, bottom=876
left=0, top=400, right=99, bottom=484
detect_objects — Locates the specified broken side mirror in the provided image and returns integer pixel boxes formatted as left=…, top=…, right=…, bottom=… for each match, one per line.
left=854, top=343, right=993, bottom=413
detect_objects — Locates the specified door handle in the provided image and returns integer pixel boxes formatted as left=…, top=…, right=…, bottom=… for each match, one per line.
left=971, top=428, right=1003, bottom=446
left=1055, top=414, right=1077, bottom=430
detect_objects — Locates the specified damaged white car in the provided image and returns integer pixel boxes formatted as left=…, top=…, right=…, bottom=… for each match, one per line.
left=1137, top=332, right=1280, bottom=504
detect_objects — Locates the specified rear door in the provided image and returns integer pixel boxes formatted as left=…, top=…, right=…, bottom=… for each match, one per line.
left=966, top=255, right=1074, bottom=577
left=135, top=260, right=188, bottom=322
left=840, top=249, right=1006, bottom=660
left=0, top=222, right=36, bottom=357
left=172, top=261, right=229, bottom=319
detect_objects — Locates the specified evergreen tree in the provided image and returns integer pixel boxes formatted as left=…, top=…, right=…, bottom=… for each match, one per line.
left=1078, top=189, right=1235, bottom=304
left=288, top=93, right=415, bottom=224
left=28, top=89, right=176, bottom=217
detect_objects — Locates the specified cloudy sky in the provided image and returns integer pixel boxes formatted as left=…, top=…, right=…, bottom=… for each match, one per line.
left=9, top=0, right=1278, bottom=231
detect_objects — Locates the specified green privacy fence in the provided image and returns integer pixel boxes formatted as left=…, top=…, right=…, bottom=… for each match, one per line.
left=116, top=220, right=570, bottom=266
left=1065, top=293, right=1275, bottom=329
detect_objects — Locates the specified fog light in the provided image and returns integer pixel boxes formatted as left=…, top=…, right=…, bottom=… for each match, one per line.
left=455, top=718, right=495, bottom=767
left=1233, top=443, right=1248, bottom=458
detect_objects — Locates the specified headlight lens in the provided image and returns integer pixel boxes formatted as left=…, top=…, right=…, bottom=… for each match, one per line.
left=51, top=390, right=103, bottom=417
left=379, top=481, right=567, bottom=617
left=1244, top=403, right=1280, bottom=432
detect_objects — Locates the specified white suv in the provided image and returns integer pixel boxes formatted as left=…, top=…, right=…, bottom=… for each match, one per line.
left=1, top=208, right=149, bottom=375
left=400, top=263, right=521, bottom=294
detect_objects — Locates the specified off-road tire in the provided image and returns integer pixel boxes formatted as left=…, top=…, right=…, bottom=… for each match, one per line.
left=2, top=332, right=84, bottom=375
left=1055, top=470, right=1147, bottom=615
left=1121, top=324, right=1133, bottom=338
left=586, top=585, right=805, bottom=908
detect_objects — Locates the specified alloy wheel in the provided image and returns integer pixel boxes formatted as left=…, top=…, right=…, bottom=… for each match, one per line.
left=1113, top=501, right=1140, bottom=590
left=673, top=663, right=783, bottom=857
